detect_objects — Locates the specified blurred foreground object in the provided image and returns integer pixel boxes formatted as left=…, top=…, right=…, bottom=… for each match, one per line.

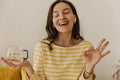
left=113, top=60, right=120, bottom=80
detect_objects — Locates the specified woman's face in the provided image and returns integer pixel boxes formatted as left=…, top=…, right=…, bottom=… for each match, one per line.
left=52, top=2, right=76, bottom=34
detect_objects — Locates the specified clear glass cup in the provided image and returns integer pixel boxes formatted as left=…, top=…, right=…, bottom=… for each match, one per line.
left=5, top=45, right=28, bottom=65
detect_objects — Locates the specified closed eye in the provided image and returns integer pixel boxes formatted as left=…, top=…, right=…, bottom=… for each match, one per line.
left=64, top=9, right=70, bottom=14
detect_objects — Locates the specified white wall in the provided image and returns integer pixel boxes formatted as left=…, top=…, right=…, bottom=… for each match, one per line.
left=77, top=0, right=120, bottom=80
left=0, top=0, right=120, bottom=80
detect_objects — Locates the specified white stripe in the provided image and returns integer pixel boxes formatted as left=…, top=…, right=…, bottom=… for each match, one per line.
left=44, top=53, right=83, bottom=56
left=44, top=68, right=82, bottom=72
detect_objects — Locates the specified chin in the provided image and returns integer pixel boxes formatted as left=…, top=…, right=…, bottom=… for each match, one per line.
left=58, top=30, right=72, bottom=34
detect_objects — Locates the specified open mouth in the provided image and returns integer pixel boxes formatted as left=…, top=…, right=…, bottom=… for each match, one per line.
left=59, top=21, right=69, bottom=26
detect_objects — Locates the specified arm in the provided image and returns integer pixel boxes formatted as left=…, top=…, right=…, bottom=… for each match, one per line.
left=83, top=38, right=110, bottom=79
left=32, top=41, right=46, bottom=80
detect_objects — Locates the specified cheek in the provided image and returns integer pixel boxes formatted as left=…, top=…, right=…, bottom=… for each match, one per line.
left=70, top=14, right=75, bottom=21
left=53, top=18, right=58, bottom=26
left=70, top=16, right=75, bottom=23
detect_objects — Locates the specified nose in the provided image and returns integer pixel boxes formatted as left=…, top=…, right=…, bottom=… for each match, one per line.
left=59, top=13, right=65, bottom=20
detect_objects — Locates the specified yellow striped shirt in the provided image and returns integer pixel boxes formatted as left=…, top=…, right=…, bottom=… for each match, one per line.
left=31, top=40, right=95, bottom=80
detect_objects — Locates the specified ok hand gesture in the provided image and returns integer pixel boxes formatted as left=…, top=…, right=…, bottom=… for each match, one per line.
left=84, top=38, right=110, bottom=67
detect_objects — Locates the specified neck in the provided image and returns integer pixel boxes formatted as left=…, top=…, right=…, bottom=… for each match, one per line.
left=54, top=32, right=74, bottom=47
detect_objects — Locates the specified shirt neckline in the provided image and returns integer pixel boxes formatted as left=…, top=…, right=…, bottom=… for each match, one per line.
left=51, top=40, right=85, bottom=48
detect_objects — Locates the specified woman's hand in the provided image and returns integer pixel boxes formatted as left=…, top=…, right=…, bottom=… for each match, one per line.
left=83, top=38, right=110, bottom=78
left=84, top=38, right=110, bottom=66
left=0, top=57, right=34, bottom=79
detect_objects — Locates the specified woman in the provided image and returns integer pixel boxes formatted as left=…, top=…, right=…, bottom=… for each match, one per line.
left=0, top=0, right=110, bottom=80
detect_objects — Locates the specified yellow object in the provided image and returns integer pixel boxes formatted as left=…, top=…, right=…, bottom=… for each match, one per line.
left=0, top=66, right=28, bottom=80
left=21, top=67, right=29, bottom=80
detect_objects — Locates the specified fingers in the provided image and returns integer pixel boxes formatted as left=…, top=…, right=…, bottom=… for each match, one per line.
left=18, top=59, right=28, bottom=67
left=84, top=48, right=94, bottom=55
left=0, top=57, right=29, bottom=68
left=100, top=41, right=109, bottom=53
left=0, top=57, right=17, bottom=67
left=101, top=50, right=110, bottom=57
left=1, top=58, right=30, bottom=68
left=96, top=38, right=106, bottom=50
left=96, top=38, right=109, bottom=53
left=1, top=57, right=10, bottom=65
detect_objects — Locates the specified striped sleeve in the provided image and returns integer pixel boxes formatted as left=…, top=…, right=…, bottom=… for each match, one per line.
left=32, top=41, right=46, bottom=80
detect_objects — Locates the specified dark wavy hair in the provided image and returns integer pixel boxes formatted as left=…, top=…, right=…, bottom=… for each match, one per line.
left=45, top=0, right=84, bottom=50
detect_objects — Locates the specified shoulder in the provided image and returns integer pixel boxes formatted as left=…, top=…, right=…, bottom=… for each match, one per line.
left=40, top=39, right=50, bottom=44
left=34, top=39, right=50, bottom=49
left=77, top=39, right=93, bottom=49
left=75, top=39, right=93, bottom=46
left=36, top=39, right=50, bottom=45
left=82, top=40, right=93, bottom=45
left=80, top=40, right=93, bottom=50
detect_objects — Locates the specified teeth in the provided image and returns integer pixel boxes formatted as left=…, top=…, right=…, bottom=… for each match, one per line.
left=59, top=21, right=68, bottom=26
left=60, top=23, right=65, bottom=26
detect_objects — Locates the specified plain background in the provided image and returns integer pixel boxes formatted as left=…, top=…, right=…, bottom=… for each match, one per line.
left=0, top=0, right=120, bottom=80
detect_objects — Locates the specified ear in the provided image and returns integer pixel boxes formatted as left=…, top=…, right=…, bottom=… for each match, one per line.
left=74, top=15, right=77, bottom=24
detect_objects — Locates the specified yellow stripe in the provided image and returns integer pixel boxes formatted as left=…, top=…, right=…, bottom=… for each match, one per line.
left=34, top=66, right=44, bottom=69
left=45, top=74, right=78, bottom=79
left=43, top=62, right=85, bottom=66
left=34, top=50, right=42, bottom=53
left=40, top=46, right=91, bottom=52
left=44, top=68, right=83, bottom=72
left=37, top=46, right=48, bottom=48
left=34, top=53, right=42, bottom=57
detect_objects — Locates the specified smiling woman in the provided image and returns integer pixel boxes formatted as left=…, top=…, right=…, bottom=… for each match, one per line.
left=29, top=0, right=109, bottom=80
left=0, top=0, right=112, bottom=80
left=0, top=0, right=120, bottom=80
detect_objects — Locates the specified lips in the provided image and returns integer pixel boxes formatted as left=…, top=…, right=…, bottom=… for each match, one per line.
left=59, top=21, right=69, bottom=26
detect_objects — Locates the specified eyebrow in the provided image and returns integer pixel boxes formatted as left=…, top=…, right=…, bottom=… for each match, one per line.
left=53, top=8, right=70, bottom=13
